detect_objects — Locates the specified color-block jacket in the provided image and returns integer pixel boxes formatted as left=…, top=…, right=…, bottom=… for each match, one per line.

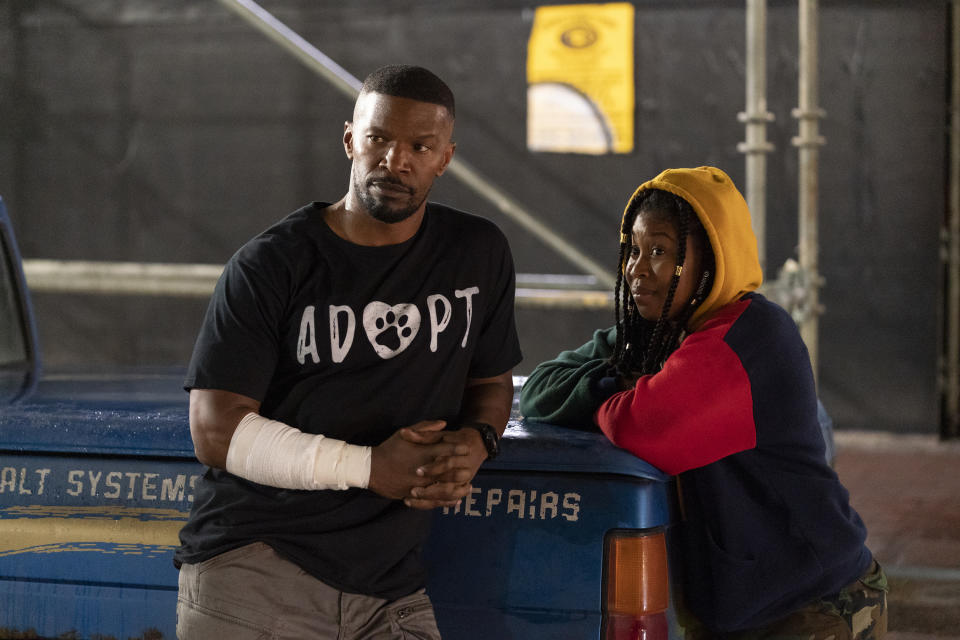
left=519, top=167, right=871, bottom=631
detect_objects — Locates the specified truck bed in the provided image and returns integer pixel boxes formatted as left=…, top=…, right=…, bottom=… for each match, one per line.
left=0, top=371, right=676, bottom=639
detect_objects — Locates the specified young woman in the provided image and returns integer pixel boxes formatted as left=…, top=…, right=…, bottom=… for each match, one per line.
left=519, top=166, right=887, bottom=638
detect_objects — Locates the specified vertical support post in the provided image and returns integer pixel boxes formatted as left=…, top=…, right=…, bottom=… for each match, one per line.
left=738, top=0, right=775, bottom=274
left=11, top=1, right=27, bottom=213
left=793, top=0, right=826, bottom=381
left=945, top=0, right=960, bottom=438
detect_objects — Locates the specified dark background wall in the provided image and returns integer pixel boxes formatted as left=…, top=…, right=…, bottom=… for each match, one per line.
left=0, top=0, right=950, bottom=433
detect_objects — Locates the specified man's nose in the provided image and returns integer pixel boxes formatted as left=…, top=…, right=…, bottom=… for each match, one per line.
left=381, top=144, right=411, bottom=173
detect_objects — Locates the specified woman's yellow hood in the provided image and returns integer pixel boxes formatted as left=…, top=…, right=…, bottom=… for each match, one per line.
left=621, top=166, right=763, bottom=327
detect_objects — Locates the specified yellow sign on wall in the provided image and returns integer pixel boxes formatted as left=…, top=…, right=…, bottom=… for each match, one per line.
left=527, top=3, right=635, bottom=154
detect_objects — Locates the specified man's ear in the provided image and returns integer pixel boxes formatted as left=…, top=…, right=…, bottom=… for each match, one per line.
left=343, top=121, right=354, bottom=159
left=436, top=141, right=456, bottom=177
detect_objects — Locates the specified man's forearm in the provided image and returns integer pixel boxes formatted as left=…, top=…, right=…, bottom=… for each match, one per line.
left=226, top=413, right=371, bottom=490
left=458, top=371, right=515, bottom=435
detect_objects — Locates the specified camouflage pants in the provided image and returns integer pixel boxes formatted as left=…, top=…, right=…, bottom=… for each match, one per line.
left=685, top=560, right=889, bottom=640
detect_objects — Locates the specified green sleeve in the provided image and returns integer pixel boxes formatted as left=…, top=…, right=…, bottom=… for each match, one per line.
left=518, top=326, right=619, bottom=428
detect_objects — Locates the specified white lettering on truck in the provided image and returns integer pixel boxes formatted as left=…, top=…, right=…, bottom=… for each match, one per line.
left=14, top=466, right=200, bottom=505
left=441, top=487, right=581, bottom=522
left=0, top=467, right=52, bottom=496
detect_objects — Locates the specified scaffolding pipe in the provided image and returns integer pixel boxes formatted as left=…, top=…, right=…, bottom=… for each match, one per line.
left=20, top=260, right=613, bottom=309
left=215, top=0, right=362, bottom=99
left=216, top=0, right=616, bottom=289
left=444, top=155, right=615, bottom=288
left=20, top=255, right=806, bottom=317
left=21, top=260, right=224, bottom=297
left=945, top=0, right=960, bottom=438
left=793, top=0, right=826, bottom=380
left=737, top=0, right=775, bottom=273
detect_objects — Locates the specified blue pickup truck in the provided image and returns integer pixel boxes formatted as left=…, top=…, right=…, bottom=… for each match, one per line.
left=0, top=196, right=684, bottom=639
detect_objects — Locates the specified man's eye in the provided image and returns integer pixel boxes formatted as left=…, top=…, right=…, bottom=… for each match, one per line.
left=368, top=135, right=385, bottom=143
left=413, top=143, right=431, bottom=152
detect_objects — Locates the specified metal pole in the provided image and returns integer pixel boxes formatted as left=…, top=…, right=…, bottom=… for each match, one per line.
left=20, top=260, right=613, bottom=309
left=444, top=156, right=615, bottom=287
left=738, top=0, right=775, bottom=274
left=945, top=0, right=960, bottom=438
left=216, top=0, right=362, bottom=99
left=216, top=0, right=616, bottom=289
left=11, top=2, right=27, bottom=214
left=793, top=0, right=826, bottom=380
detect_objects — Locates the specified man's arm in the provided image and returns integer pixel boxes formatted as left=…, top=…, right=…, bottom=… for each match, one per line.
left=458, top=371, right=516, bottom=437
left=189, top=388, right=261, bottom=469
left=189, top=388, right=466, bottom=499
left=402, top=370, right=514, bottom=509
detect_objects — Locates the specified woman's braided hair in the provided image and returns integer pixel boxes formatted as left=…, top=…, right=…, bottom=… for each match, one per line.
left=611, top=188, right=715, bottom=378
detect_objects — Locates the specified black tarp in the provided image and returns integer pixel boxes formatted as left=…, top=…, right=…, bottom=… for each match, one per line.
left=0, top=0, right=948, bottom=433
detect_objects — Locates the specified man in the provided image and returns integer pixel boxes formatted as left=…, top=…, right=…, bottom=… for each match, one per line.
left=175, top=64, right=522, bottom=640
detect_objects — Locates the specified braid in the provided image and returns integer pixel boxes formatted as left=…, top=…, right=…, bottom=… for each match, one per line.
left=612, top=200, right=648, bottom=377
left=626, top=298, right=652, bottom=372
left=612, top=194, right=655, bottom=376
left=640, top=202, right=689, bottom=374
left=612, top=243, right=628, bottom=367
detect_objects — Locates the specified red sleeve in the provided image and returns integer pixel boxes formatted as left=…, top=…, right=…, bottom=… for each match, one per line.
left=594, top=315, right=756, bottom=475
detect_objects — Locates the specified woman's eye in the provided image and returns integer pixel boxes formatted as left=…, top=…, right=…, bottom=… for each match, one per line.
left=651, top=246, right=665, bottom=257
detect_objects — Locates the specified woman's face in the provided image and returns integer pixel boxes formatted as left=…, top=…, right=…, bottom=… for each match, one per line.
left=625, top=209, right=704, bottom=322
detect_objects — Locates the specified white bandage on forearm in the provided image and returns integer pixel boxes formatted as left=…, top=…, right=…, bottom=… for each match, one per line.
left=225, top=413, right=371, bottom=491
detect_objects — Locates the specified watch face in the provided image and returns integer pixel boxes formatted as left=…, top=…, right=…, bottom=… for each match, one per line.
left=465, top=422, right=498, bottom=459
left=483, top=428, right=499, bottom=458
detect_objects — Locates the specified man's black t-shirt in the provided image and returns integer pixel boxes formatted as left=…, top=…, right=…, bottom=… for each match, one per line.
left=175, top=201, right=523, bottom=599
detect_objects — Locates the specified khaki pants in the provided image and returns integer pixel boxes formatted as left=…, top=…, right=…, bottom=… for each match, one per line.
left=177, top=542, right=441, bottom=640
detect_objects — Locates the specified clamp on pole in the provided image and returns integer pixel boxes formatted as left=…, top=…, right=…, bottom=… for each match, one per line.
left=791, top=107, right=827, bottom=148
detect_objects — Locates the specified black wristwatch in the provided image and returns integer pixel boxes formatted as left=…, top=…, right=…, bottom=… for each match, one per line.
left=461, top=422, right=500, bottom=460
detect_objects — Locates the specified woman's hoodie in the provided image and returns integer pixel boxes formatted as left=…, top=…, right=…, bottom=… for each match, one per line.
left=520, top=167, right=871, bottom=632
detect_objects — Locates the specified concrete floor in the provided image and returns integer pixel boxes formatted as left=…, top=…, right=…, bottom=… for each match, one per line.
left=833, top=431, right=960, bottom=639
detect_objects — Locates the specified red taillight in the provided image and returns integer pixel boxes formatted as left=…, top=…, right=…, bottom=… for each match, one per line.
left=604, top=613, right=669, bottom=640
left=603, top=529, right=670, bottom=640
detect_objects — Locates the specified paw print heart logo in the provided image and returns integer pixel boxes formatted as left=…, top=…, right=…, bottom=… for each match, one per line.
left=362, top=302, right=422, bottom=359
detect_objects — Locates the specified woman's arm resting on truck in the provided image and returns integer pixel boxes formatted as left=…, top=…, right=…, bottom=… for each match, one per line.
left=519, top=327, right=619, bottom=426
left=594, top=331, right=757, bottom=475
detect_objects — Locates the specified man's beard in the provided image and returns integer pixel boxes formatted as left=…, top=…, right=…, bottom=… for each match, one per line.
left=356, top=174, right=427, bottom=224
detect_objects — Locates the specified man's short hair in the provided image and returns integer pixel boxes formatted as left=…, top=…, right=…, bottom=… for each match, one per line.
left=360, top=65, right=455, bottom=119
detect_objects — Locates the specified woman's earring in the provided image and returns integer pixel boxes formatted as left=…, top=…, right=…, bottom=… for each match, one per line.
left=697, top=270, right=711, bottom=294
left=690, top=270, right=711, bottom=306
